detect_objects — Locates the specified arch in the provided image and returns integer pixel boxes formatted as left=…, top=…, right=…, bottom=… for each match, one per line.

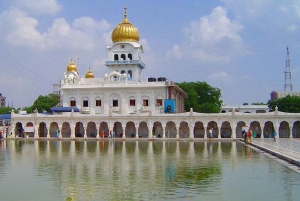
left=121, top=70, right=125, bottom=74
left=221, top=121, right=231, bottom=138
left=114, top=54, right=119, bottom=60
left=292, top=121, right=300, bottom=138
left=121, top=54, right=126, bottom=60
left=152, top=121, right=162, bottom=138
left=38, top=122, right=47, bottom=137
left=128, top=53, right=132, bottom=60
left=166, top=121, right=176, bottom=138
left=99, top=122, right=109, bottom=138
left=15, top=122, right=23, bottom=137
left=75, top=122, right=84, bottom=137
left=207, top=121, right=218, bottom=138
left=49, top=122, right=59, bottom=138
left=125, top=121, right=136, bottom=138
left=194, top=121, right=204, bottom=138
left=25, top=122, right=34, bottom=137
left=221, top=110, right=226, bottom=113
left=250, top=121, right=262, bottom=138
left=128, top=70, right=132, bottom=79
left=138, top=121, right=148, bottom=138
left=279, top=121, right=290, bottom=138
left=256, top=110, right=266, bottom=113
left=263, top=121, right=274, bottom=138
left=179, top=121, right=189, bottom=138
left=61, top=122, right=71, bottom=138
left=236, top=121, right=246, bottom=138
left=86, top=122, right=97, bottom=138
left=113, top=121, right=123, bottom=137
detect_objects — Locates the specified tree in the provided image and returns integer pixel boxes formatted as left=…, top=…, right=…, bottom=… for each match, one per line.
left=176, top=81, right=222, bottom=113
left=26, top=93, right=60, bottom=113
left=267, top=95, right=300, bottom=113
left=0, top=107, right=14, bottom=114
left=252, top=102, right=266, bottom=105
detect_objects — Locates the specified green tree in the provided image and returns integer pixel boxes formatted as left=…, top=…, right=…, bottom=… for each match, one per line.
left=267, top=95, right=300, bottom=113
left=176, top=81, right=222, bottom=113
left=26, top=93, right=60, bottom=113
left=252, top=102, right=266, bottom=105
left=0, top=107, right=14, bottom=114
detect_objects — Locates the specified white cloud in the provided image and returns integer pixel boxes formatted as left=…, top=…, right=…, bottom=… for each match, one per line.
left=13, top=0, right=62, bottom=14
left=209, top=71, right=229, bottom=80
left=166, top=6, right=245, bottom=63
left=166, top=45, right=182, bottom=59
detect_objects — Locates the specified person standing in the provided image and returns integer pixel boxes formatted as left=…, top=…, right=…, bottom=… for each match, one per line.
left=247, top=128, right=252, bottom=143
left=272, top=131, right=277, bottom=141
left=242, top=130, right=248, bottom=144
left=208, top=128, right=213, bottom=139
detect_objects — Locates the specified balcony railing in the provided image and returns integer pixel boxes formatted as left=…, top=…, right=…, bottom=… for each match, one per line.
left=112, top=107, right=119, bottom=112
left=81, top=107, right=90, bottom=114
left=106, top=60, right=145, bottom=68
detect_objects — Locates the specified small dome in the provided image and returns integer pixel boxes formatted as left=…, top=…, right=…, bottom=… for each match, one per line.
left=111, top=7, right=139, bottom=43
left=85, top=68, right=94, bottom=78
left=66, top=60, right=77, bottom=72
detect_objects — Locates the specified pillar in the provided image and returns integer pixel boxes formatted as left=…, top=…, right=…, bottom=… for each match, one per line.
left=289, top=125, right=293, bottom=138
left=176, top=125, right=180, bottom=139
left=189, top=125, right=194, bottom=139
left=204, top=126, right=207, bottom=139
left=122, top=126, right=126, bottom=139
left=135, top=124, right=139, bottom=139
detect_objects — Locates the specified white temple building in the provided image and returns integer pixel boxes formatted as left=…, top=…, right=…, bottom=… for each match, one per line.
left=10, top=8, right=300, bottom=139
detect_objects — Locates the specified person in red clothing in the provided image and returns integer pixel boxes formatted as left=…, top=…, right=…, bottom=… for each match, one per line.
left=247, top=128, right=252, bottom=143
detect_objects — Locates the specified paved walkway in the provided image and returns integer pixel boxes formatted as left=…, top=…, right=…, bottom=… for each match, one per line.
left=248, top=138, right=300, bottom=169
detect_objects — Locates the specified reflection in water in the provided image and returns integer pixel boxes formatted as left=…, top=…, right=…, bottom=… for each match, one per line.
left=0, top=140, right=300, bottom=201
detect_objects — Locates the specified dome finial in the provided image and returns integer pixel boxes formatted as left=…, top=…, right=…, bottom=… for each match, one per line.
left=124, top=6, right=127, bottom=18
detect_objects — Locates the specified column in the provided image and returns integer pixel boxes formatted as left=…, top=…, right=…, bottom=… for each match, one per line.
left=70, top=124, right=76, bottom=138
left=204, top=126, right=207, bottom=139
left=218, top=127, right=221, bottom=139
left=58, top=125, right=63, bottom=138
left=189, top=125, right=194, bottom=139
left=122, top=126, right=126, bottom=139
left=96, top=124, right=100, bottom=139
left=175, top=125, right=179, bottom=139
left=83, top=127, right=87, bottom=138
left=148, top=121, right=153, bottom=138
left=135, top=124, right=139, bottom=139
left=275, top=124, right=279, bottom=139
left=162, top=126, right=166, bottom=138
left=34, top=125, right=39, bottom=138
left=46, top=128, right=50, bottom=138
left=289, top=125, right=293, bottom=138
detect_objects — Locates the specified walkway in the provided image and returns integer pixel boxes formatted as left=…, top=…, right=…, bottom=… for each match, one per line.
left=248, top=138, right=300, bottom=172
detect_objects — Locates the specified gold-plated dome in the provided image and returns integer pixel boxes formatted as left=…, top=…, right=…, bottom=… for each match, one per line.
left=66, top=59, right=77, bottom=72
left=85, top=67, right=94, bottom=78
left=111, top=7, right=139, bottom=43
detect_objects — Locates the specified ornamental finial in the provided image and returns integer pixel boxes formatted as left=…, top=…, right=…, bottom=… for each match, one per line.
left=124, top=6, right=127, bottom=18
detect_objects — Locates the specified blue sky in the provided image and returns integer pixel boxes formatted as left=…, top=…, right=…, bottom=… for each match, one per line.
left=0, top=0, right=300, bottom=108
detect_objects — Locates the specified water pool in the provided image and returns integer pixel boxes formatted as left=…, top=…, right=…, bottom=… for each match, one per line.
left=0, top=140, right=299, bottom=201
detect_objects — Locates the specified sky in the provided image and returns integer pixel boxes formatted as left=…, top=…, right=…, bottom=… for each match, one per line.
left=0, top=0, right=300, bottom=108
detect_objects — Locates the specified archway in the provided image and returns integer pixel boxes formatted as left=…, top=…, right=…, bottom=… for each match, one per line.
left=87, top=122, right=97, bottom=138
left=263, top=121, right=274, bottom=138
left=138, top=121, right=148, bottom=138
left=194, top=121, right=204, bottom=138
left=75, top=122, right=84, bottom=137
left=38, top=122, right=47, bottom=137
left=152, top=121, right=162, bottom=138
left=292, top=121, right=300, bottom=138
left=221, top=121, right=231, bottom=138
left=279, top=121, right=290, bottom=138
left=250, top=121, right=262, bottom=138
left=166, top=121, right=176, bottom=138
left=236, top=121, right=246, bottom=138
left=99, top=122, right=109, bottom=138
left=126, top=121, right=135, bottom=138
left=61, top=122, right=71, bottom=138
left=207, top=121, right=218, bottom=138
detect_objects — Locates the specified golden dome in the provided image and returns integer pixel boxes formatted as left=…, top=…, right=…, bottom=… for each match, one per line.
left=66, top=59, right=77, bottom=72
left=111, top=7, right=139, bottom=43
left=85, top=68, right=94, bottom=78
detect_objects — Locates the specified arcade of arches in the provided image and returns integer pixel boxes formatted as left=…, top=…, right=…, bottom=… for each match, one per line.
left=14, top=119, right=300, bottom=139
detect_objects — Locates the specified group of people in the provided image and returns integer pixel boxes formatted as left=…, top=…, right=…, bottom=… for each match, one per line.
left=243, top=128, right=252, bottom=144
left=243, top=128, right=277, bottom=144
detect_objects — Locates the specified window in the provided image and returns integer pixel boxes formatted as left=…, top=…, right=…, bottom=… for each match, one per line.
left=96, top=100, right=101, bottom=106
left=70, top=100, right=76, bottom=107
left=121, top=54, right=126, bottom=60
left=130, top=99, right=135, bottom=106
left=143, top=99, right=149, bottom=106
left=128, top=53, right=132, bottom=60
left=83, top=100, right=88, bottom=107
left=113, top=100, right=118, bottom=107
left=114, top=54, right=119, bottom=61
left=121, top=44, right=125, bottom=48
left=156, top=99, right=162, bottom=106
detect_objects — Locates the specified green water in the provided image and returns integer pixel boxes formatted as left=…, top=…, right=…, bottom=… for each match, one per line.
left=0, top=140, right=299, bottom=201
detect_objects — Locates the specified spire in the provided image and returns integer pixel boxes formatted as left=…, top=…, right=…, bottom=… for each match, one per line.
left=124, top=6, right=127, bottom=18
left=284, top=46, right=293, bottom=92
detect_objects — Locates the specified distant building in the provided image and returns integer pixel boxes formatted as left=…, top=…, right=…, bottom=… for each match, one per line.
left=221, top=104, right=269, bottom=113
left=270, top=91, right=300, bottom=100
left=0, top=93, right=6, bottom=108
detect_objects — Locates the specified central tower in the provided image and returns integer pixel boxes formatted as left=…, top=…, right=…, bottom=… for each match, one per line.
left=105, top=7, right=145, bottom=82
